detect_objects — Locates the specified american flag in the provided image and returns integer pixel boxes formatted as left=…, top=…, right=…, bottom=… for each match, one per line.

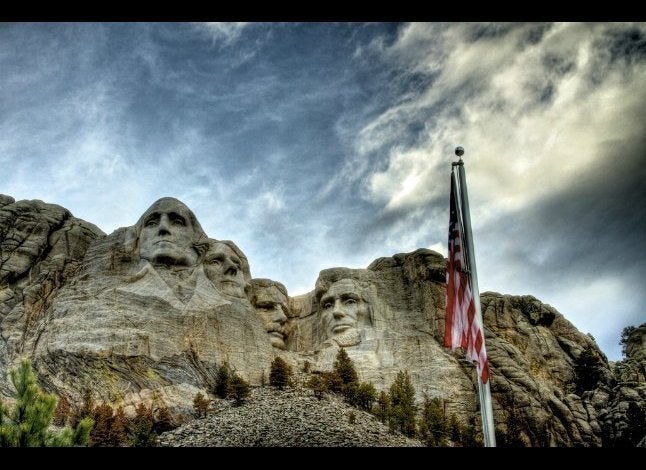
left=444, top=170, right=490, bottom=384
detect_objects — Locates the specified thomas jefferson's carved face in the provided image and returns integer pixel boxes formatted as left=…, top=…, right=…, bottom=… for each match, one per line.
left=320, top=278, right=369, bottom=347
left=138, top=199, right=198, bottom=267
left=204, top=242, right=246, bottom=298
left=253, top=285, right=289, bottom=349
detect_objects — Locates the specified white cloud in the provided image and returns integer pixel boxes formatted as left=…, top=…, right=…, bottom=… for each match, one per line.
left=196, top=22, right=251, bottom=47
left=428, top=241, right=446, bottom=257
left=357, top=23, right=646, bottom=226
left=260, top=190, right=285, bottom=212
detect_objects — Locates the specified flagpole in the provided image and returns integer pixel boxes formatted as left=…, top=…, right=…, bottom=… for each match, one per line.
left=453, top=146, right=497, bottom=447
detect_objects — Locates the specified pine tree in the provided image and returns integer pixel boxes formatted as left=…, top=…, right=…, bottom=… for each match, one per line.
left=374, top=390, right=390, bottom=424
left=449, top=414, right=462, bottom=444
left=52, top=395, right=71, bottom=426
left=153, top=403, right=175, bottom=434
left=230, top=374, right=251, bottom=406
left=417, top=396, right=447, bottom=446
left=269, top=357, right=292, bottom=389
left=90, top=402, right=114, bottom=447
left=321, top=371, right=343, bottom=394
left=344, top=381, right=359, bottom=406
left=333, top=348, right=359, bottom=386
left=0, top=359, right=93, bottom=447
left=150, top=391, right=175, bottom=434
left=461, top=417, right=480, bottom=447
left=128, top=403, right=157, bottom=447
left=68, top=418, right=94, bottom=446
left=355, top=382, right=377, bottom=412
left=215, top=363, right=232, bottom=399
left=573, top=347, right=602, bottom=395
left=497, top=396, right=526, bottom=447
left=619, top=325, right=637, bottom=357
left=193, top=393, right=209, bottom=418
left=70, top=387, right=95, bottom=428
left=305, top=374, right=327, bottom=399
left=388, top=370, right=417, bottom=437
left=111, top=406, right=128, bottom=446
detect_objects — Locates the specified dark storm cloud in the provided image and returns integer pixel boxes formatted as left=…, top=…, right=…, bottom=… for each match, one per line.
left=526, top=145, right=643, bottom=279
left=479, top=129, right=646, bottom=284
left=476, top=131, right=646, bottom=358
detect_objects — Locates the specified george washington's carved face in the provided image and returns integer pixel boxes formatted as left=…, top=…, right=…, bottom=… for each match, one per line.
left=138, top=199, right=199, bottom=267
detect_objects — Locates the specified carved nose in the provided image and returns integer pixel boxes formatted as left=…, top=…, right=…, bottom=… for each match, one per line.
left=157, top=215, right=171, bottom=235
left=223, top=260, right=237, bottom=277
left=332, top=302, right=345, bottom=320
left=273, top=306, right=287, bottom=324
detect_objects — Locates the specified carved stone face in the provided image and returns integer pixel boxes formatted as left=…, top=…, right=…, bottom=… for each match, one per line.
left=138, top=199, right=199, bottom=267
left=253, top=285, right=289, bottom=349
left=204, top=242, right=246, bottom=298
left=320, top=278, right=369, bottom=347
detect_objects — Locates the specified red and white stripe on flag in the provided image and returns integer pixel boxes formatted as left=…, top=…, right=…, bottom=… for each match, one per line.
left=444, top=171, right=490, bottom=384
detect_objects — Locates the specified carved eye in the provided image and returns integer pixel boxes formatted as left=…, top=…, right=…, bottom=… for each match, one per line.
left=322, top=302, right=333, bottom=309
left=170, top=215, right=186, bottom=226
left=144, top=218, right=158, bottom=227
left=345, top=299, right=357, bottom=305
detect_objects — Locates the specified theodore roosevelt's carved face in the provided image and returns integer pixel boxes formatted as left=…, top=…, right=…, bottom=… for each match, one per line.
left=252, top=283, right=289, bottom=349
left=138, top=199, right=199, bottom=267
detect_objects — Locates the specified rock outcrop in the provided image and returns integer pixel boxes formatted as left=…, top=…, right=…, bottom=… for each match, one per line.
left=0, top=196, right=104, bottom=395
left=1, top=194, right=643, bottom=446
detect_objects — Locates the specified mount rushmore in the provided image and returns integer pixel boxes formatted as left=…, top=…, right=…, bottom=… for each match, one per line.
left=0, top=194, right=644, bottom=446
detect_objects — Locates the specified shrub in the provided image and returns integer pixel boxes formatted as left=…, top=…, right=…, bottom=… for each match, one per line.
left=193, top=393, right=209, bottom=418
left=269, top=357, right=292, bottom=389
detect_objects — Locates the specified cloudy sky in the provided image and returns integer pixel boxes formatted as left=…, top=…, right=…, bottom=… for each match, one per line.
left=1, top=22, right=644, bottom=360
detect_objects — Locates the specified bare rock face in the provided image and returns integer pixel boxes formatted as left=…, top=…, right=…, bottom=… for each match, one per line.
left=0, top=194, right=641, bottom=446
left=480, top=293, right=610, bottom=446
left=0, top=196, right=104, bottom=394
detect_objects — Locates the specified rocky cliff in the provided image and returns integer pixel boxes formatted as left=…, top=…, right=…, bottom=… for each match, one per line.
left=0, top=194, right=643, bottom=446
